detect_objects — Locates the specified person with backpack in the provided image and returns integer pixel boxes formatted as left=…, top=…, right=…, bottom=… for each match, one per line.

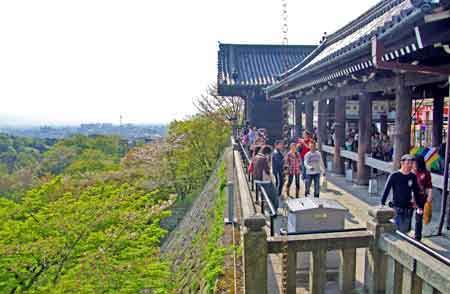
left=304, top=141, right=326, bottom=197
left=381, top=154, right=421, bottom=233
left=412, top=155, right=433, bottom=241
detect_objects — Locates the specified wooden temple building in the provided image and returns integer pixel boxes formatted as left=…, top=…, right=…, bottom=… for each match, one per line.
left=266, top=0, right=450, bottom=186
left=217, top=43, right=316, bottom=140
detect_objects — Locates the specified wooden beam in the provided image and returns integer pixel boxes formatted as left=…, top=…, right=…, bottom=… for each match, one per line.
left=292, top=73, right=447, bottom=103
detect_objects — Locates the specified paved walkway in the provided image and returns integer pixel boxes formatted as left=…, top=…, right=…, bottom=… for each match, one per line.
left=257, top=172, right=450, bottom=294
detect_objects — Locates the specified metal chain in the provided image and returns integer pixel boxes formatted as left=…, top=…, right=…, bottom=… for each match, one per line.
left=280, top=0, right=290, bottom=293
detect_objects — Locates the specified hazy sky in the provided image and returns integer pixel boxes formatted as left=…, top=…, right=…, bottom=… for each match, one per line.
left=0, top=0, right=380, bottom=125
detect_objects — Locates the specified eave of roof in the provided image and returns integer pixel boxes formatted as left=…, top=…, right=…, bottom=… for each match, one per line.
left=217, top=43, right=316, bottom=93
left=266, top=0, right=444, bottom=97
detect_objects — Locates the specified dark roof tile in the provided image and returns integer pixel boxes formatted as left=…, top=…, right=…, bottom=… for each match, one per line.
left=217, top=43, right=316, bottom=91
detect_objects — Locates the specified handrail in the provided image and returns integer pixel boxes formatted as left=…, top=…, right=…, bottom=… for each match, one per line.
left=257, top=182, right=277, bottom=237
left=392, top=223, right=450, bottom=266
left=259, top=185, right=276, bottom=217
left=267, top=230, right=374, bottom=253
left=322, top=144, right=449, bottom=190
left=238, top=140, right=251, bottom=164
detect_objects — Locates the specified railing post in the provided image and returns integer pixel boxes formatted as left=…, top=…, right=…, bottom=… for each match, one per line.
left=364, top=206, right=396, bottom=294
left=243, top=214, right=267, bottom=294
left=339, top=248, right=356, bottom=293
left=286, top=246, right=297, bottom=293
left=224, top=182, right=235, bottom=224
left=402, top=268, right=422, bottom=294
left=309, top=249, right=327, bottom=294
left=386, top=256, right=403, bottom=294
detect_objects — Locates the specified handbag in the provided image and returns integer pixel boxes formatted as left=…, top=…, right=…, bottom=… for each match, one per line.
left=424, top=202, right=432, bottom=225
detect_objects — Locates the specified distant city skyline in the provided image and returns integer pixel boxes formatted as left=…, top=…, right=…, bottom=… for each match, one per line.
left=0, top=0, right=379, bottom=125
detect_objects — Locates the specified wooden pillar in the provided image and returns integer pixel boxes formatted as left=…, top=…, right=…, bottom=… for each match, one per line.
left=318, top=100, right=328, bottom=162
left=432, top=94, right=444, bottom=147
left=247, top=96, right=254, bottom=125
left=393, top=76, right=412, bottom=169
left=305, top=101, right=314, bottom=132
left=357, top=92, right=373, bottom=185
left=334, top=97, right=346, bottom=174
left=380, top=113, right=388, bottom=135
left=295, top=100, right=303, bottom=138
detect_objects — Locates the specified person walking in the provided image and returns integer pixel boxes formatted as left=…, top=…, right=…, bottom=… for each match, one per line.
left=253, top=146, right=271, bottom=182
left=412, top=155, right=433, bottom=241
left=272, top=140, right=285, bottom=196
left=304, top=141, right=326, bottom=197
left=297, top=130, right=314, bottom=180
left=381, top=154, right=421, bottom=234
left=285, top=143, right=302, bottom=198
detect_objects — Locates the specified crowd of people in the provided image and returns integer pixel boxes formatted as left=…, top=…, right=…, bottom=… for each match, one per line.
left=241, top=127, right=326, bottom=202
left=241, top=125, right=433, bottom=242
left=326, top=124, right=394, bottom=161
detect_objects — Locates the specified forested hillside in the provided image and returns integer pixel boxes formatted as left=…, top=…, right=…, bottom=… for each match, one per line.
left=0, top=114, right=230, bottom=293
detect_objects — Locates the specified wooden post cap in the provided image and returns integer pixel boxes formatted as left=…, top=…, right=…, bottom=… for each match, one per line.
left=369, top=206, right=395, bottom=223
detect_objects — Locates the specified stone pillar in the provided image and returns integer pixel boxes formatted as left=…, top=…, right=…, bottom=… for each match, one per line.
left=364, top=206, right=396, bottom=294
left=305, top=101, right=314, bottom=133
left=393, top=76, right=413, bottom=169
left=334, top=97, right=346, bottom=174
left=295, top=100, right=303, bottom=138
left=402, top=268, right=423, bottom=294
left=286, top=247, right=297, bottom=293
left=243, top=215, right=267, bottom=294
left=357, top=92, right=373, bottom=185
left=339, top=248, right=357, bottom=293
left=432, top=94, right=444, bottom=147
left=310, top=249, right=327, bottom=294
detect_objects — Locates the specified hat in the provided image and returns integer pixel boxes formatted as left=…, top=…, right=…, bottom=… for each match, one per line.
left=400, top=154, right=415, bottom=161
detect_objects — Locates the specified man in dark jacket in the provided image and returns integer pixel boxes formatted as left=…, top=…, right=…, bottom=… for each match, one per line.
left=272, top=140, right=285, bottom=196
left=381, top=154, right=421, bottom=233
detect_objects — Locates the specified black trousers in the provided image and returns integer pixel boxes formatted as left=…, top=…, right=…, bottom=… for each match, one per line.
left=415, top=211, right=423, bottom=241
left=287, top=174, right=300, bottom=192
left=274, top=171, right=284, bottom=196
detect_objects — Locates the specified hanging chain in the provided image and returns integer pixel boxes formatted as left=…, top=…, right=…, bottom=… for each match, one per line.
left=280, top=0, right=290, bottom=293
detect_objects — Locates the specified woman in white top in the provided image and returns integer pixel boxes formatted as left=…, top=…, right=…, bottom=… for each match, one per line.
left=304, top=141, right=326, bottom=197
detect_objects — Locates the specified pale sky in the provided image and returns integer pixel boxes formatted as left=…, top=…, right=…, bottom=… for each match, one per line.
left=0, top=0, right=380, bottom=125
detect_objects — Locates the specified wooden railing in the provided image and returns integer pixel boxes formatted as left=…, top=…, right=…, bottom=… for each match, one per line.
left=321, top=144, right=448, bottom=190
left=233, top=141, right=450, bottom=294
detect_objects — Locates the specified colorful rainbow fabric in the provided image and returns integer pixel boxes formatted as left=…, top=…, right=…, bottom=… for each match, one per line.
left=410, top=146, right=441, bottom=171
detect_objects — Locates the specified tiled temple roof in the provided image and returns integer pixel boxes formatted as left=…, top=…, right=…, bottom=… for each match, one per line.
left=217, top=43, right=316, bottom=96
left=268, top=0, right=450, bottom=97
